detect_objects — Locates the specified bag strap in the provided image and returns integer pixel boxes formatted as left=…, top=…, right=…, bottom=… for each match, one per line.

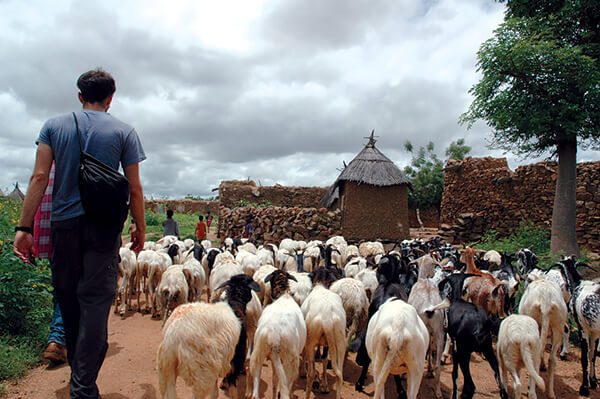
left=72, top=112, right=84, bottom=154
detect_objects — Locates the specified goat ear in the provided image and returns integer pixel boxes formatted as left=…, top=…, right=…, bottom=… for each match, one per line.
left=264, top=272, right=274, bottom=284
left=492, top=284, right=503, bottom=298
left=248, top=281, right=261, bottom=292
left=286, top=272, right=298, bottom=282
left=216, top=281, right=229, bottom=291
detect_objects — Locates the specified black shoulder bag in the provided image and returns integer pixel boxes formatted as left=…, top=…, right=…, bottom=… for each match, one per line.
left=74, top=112, right=130, bottom=229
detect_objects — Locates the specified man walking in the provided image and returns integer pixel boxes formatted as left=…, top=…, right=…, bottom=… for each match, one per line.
left=13, top=69, right=146, bottom=398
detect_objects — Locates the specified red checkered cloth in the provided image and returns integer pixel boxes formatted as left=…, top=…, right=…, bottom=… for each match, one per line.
left=33, top=163, right=54, bottom=260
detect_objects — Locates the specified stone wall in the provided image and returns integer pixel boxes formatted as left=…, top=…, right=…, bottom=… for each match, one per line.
left=408, top=207, right=440, bottom=228
left=218, top=180, right=329, bottom=209
left=218, top=205, right=342, bottom=243
left=440, top=157, right=600, bottom=251
left=145, top=200, right=219, bottom=215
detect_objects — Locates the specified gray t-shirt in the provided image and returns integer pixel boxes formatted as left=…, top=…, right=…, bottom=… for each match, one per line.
left=37, top=110, right=146, bottom=221
left=162, top=218, right=179, bottom=237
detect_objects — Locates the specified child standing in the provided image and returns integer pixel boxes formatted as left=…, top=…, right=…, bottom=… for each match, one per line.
left=206, top=210, right=214, bottom=230
left=241, top=214, right=253, bottom=239
left=195, top=215, right=207, bottom=241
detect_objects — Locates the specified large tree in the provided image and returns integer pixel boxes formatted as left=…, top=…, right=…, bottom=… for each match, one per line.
left=461, top=0, right=600, bottom=256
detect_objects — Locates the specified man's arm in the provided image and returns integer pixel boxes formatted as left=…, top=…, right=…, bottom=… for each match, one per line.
left=14, top=143, right=53, bottom=262
left=124, top=163, right=145, bottom=253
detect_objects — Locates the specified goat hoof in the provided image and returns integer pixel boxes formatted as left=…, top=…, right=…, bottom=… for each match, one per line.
left=320, top=386, right=329, bottom=394
left=540, top=364, right=546, bottom=372
left=580, top=386, right=590, bottom=396
left=312, top=381, right=320, bottom=391
left=355, top=383, right=364, bottom=392
left=559, top=354, right=568, bottom=361
left=591, top=379, right=597, bottom=389
left=327, top=360, right=332, bottom=369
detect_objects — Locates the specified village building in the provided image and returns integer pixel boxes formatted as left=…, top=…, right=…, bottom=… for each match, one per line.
left=320, top=132, right=412, bottom=241
left=8, top=183, right=25, bottom=202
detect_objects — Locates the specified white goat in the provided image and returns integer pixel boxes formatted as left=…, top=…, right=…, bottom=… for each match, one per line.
left=519, top=278, right=567, bottom=399
left=497, top=314, right=545, bottom=399
left=115, top=247, right=137, bottom=316
left=209, top=261, right=243, bottom=302
left=366, top=298, right=429, bottom=399
left=407, top=254, right=445, bottom=398
left=156, top=265, right=189, bottom=324
left=301, top=284, right=346, bottom=399
left=356, top=268, right=378, bottom=301
left=330, top=278, right=369, bottom=346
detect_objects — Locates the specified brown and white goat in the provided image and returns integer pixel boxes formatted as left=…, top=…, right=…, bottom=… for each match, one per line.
left=462, top=247, right=507, bottom=317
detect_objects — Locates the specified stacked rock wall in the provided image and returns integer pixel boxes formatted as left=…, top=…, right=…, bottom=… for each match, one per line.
left=219, top=180, right=329, bottom=209
left=440, top=157, right=600, bottom=251
left=218, top=206, right=342, bottom=243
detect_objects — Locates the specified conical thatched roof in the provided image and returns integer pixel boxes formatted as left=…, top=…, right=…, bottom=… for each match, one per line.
left=320, top=132, right=411, bottom=208
left=8, top=183, right=25, bottom=202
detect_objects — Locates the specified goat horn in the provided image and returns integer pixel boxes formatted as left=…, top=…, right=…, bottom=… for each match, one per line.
left=578, top=262, right=598, bottom=272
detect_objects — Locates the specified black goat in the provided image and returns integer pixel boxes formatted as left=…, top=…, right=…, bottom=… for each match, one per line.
left=436, top=273, right=508, bottom=399
left=264, top=269, right=297, bottom=300
left=216, top=274, right=260, bottom=388
left=187, top=242, right=206, bottom=262
left=355, top=255, right=409, bottom=396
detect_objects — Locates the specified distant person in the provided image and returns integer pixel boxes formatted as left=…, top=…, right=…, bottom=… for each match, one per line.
left=241, top=214, right=253, bottom=239
left=206, top=210, right=214, bottom=230
left=163, top=209, right=179, bottom=237
left=195, top=215, right=207, bottom=241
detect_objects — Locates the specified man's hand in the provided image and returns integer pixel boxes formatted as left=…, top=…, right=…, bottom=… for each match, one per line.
left=14, top=231, right=36, bottom=263
left=130, top=223, right=145, bottom=254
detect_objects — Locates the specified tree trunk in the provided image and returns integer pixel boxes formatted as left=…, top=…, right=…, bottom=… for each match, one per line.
left=550, top=139, right=579, bottom=256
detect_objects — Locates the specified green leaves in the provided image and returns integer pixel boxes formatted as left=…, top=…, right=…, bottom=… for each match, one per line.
left=462, top=4, right=600, bottom=156
left=404, top=140, right=470, bottom=210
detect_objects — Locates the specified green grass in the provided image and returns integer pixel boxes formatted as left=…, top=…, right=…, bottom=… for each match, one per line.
left=123, top=210, right=218, bottom=242
left=0, top=198, right=52, bottom=393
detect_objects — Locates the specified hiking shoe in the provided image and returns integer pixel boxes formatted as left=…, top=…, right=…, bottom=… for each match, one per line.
left=44, top=341, right=67, bottom=364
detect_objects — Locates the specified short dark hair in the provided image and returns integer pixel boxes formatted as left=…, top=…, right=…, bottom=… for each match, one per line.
left=198, top=215, right=204, bottom=221
left=167, top=209, right=174, bottom=218
left=77, top=69, right=116, bottom=103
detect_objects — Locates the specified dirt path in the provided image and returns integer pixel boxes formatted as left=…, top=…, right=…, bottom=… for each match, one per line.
left=4, top=301, right=589, bottom=399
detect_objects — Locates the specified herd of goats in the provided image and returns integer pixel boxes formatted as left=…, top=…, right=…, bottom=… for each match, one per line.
left=114, top=234, right=600, bottom=399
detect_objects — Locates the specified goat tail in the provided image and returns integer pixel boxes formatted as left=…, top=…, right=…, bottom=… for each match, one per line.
left=521, top=340, right=545, bottom=391
left=424, top=298, right=451, bottom=318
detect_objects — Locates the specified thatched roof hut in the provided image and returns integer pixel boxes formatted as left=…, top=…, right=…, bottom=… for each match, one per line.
left=8, top=183, right=25, bottom=202
left=320, top=132, right=412, bottom=241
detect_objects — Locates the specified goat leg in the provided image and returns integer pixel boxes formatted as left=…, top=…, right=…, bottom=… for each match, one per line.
left=579, top=329, right=590, bottom=396
left=393, top=375, right=407, bottom=399
left=482, top=343, right=508, bottom=399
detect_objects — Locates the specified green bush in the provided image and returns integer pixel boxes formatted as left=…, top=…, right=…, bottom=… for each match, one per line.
left=0, top=198, right=53, bottom=386
left=475, top=220, right=550, bottom=259
left=144, top=210, right=161, bottom=226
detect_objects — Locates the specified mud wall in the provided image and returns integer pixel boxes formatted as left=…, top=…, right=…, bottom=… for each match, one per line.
left=440, top=157, right=600, bottom=251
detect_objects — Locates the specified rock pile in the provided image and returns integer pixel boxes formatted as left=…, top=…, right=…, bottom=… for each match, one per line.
left=218, top=206, right=342, bottom=243
left=438, top=212, right=487, bottom=244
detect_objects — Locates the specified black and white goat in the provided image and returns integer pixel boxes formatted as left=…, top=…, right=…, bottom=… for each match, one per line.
left=432, top=273, right=508, bottom=399
left=554, top=256, right=600, bottom=396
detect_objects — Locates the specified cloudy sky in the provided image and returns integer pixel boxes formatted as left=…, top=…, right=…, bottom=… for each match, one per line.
left=2, top=0, right=598, bottom=199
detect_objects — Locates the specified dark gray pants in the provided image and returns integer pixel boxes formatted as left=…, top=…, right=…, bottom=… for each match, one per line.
left=51, top=215, right=120, bottom=399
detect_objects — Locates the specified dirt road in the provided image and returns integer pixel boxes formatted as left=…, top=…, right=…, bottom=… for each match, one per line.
left=4, top=303, right=589, bottom=399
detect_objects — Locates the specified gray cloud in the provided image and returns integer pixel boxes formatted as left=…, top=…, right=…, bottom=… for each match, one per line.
left=3, top=0, right=592, bottom=200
